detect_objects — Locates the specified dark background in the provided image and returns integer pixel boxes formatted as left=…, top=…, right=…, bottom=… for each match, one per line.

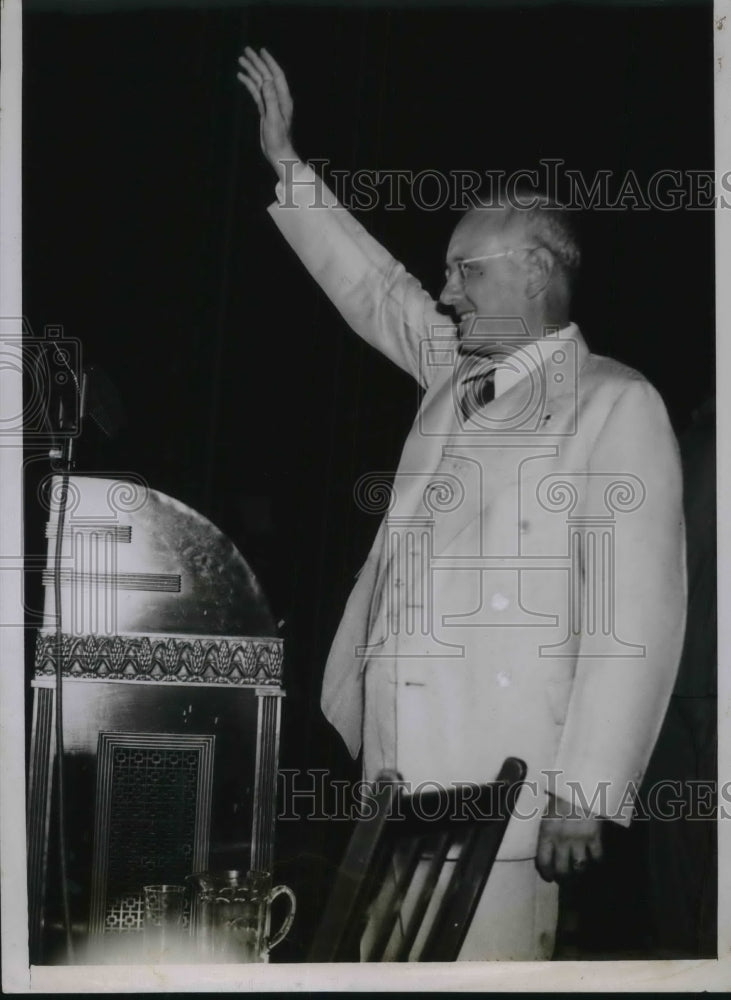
left=23, top=0, right=714, bottom=961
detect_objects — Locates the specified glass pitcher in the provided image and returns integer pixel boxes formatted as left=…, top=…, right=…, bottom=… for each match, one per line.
left=187, top=869, right=295, bottom=963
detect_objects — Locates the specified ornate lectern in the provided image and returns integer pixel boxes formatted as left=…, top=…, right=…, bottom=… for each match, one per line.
left=27, top=475, right=284, bottom=963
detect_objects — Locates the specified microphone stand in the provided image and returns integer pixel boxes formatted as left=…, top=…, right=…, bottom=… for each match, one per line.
left=48, top=372, right=87, bottom=964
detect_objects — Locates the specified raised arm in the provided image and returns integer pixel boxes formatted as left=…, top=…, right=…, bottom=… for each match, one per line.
left=237, top=48, right=454, bottom=386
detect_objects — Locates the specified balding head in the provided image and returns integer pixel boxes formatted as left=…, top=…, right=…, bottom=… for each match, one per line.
left=462, top=189, right=581, bottom=288
left=440, top=188, right=580, bottom=348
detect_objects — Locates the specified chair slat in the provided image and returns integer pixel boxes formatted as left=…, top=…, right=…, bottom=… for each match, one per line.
left=307, top=757, right=528, bottom=963
left=364, top=835, right=423, bottom=961
left=308, top=780, right=396, bottom=962
left=395, top=830, right=452, bottom=961
left=421, top=758, right=528, bottom=961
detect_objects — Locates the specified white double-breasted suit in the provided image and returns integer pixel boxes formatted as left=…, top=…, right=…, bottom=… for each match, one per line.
left=268, top=162, right=687, bottom=959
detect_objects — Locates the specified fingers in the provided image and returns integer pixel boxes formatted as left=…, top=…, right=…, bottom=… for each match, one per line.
left=552, top=837, right=572, bottom=879
left=535, top=815, right=602, bottom=883
left=535, top=824, right=556, bottom=883
left=241, top=47, right=272, bottom=87
left=259, top=47, right=293, bottom=117
left=236, top=71, right=264, bottom=115
left=568, top=840, right=589, bottom=873
left=587, top=829, right=603, bottom=863
left=258, top=46, right=284, bottom=75
left=238, top=47, right=293, bottom=125
left=537, top=839, right=587, bottom=881
left=259, top=75, right=281, bottom=118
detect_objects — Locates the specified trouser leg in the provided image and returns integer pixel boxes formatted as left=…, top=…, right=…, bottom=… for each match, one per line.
left=457, top=858, right=559, bottom=961
left=361, top=851, right=558, bottom=961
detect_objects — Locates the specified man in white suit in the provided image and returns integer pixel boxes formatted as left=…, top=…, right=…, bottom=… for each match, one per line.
left=238, top=48, right=687, bottom=960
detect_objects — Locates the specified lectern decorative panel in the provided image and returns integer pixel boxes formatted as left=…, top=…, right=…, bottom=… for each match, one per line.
left=27, top=476, right=284, bottom=964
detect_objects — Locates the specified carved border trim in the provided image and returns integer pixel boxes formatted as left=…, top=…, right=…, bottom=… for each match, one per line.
left=34, top=631, right=283, bottom=686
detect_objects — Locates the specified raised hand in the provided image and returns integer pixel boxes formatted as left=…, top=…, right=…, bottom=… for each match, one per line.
left=237, top=47, right=297, bottom=179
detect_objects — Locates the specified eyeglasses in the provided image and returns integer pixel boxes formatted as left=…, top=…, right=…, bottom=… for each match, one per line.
left=445, top=248, right=539, bottom=284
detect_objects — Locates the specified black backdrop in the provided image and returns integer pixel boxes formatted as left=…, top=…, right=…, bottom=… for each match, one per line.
left=23, top=0, right=714, bottom=961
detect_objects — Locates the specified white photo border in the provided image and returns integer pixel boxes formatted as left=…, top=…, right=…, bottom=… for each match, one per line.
left=1, top=0, right=728, bottom=990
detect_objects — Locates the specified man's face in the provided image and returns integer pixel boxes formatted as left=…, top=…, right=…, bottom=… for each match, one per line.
left=440, top=209, right=533, bottom=355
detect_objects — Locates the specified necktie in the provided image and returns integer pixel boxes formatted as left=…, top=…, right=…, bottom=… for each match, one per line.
left=458, top=362, right=497, bottom=422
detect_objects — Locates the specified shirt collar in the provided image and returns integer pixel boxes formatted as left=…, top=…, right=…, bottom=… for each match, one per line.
left=493, top=323, right=584, bottom=398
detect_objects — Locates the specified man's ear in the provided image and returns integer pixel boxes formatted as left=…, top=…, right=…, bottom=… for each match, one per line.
left=525, top=247, right=554, bottom=299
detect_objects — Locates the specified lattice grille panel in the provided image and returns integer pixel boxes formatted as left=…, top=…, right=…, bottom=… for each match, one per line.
left=90, top=733, right=214, bottom=937
left=104, top=893, right=144, bottom=933
left=103, top=892, right=191, bottom=934
left=107, top=746, right=198, bottom=893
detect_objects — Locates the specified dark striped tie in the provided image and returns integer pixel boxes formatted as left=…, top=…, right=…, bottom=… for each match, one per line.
left=458, top=363, right=497, bottom=422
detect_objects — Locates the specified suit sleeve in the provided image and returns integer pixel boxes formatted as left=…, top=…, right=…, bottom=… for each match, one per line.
left=551, top=378, right=687, bottom=825
left=266, top=160, right=454, bottom=387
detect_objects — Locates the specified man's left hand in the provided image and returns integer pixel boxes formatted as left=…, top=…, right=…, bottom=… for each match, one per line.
left=535, top=793, right=603, bottom=882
